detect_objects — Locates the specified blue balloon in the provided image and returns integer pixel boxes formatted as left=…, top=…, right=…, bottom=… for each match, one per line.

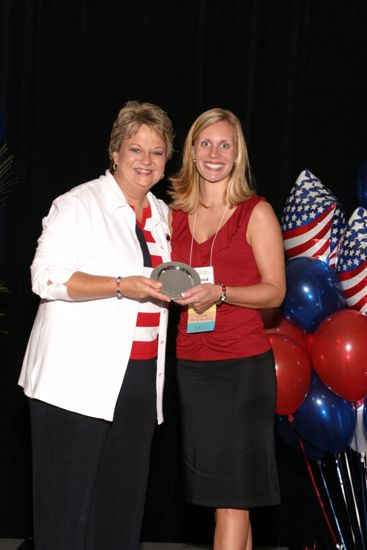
left=275, top=415, right=326, bottom=460
left=356, top=160, right=367, bottom=209
left=293, top=373, right=356, bottom=454
left=281, top=257, right=345, bottom=332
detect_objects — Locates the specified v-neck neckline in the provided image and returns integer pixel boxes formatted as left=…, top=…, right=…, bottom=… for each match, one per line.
left=188, top=205, right=237, bottom=245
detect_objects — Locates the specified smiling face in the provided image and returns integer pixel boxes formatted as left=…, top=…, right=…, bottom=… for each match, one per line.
left=112, top=124, right=166, bottom=200
left=192, top=120, right=236, bottom=187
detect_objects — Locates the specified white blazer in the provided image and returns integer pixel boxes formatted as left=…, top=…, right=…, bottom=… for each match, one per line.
left=19, top=171, right=171, bottom=423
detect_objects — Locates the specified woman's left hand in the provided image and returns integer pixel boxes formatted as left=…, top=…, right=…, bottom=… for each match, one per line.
left=174, top=283, right=222, bottom=314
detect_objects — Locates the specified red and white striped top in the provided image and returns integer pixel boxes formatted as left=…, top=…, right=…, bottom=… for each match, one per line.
left=130, top=204, right=163, bottom=360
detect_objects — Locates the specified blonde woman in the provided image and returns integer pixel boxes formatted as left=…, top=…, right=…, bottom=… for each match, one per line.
left=169, top=108, right=285, bottom=550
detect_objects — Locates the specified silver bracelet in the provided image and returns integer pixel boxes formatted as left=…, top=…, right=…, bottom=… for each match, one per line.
left=216, top=282, right=227, bottom=306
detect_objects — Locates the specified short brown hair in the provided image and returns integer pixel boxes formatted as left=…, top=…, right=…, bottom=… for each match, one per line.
left=108, top=101, right=174, bottom=170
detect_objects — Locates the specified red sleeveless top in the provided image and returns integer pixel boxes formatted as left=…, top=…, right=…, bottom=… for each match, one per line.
left=171, top=195, right=271, bottom=361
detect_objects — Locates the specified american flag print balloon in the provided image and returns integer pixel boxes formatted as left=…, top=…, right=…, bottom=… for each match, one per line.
left=336, top=206, right=367, bottom=314
left=281, top=170, right=346, bottom=268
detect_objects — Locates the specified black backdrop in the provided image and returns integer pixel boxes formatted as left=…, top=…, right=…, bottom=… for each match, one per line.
left=1, top=1, right=367, bottom=548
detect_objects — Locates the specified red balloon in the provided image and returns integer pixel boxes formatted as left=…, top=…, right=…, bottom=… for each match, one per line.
left=263, top=309, right=307, bottom=352
left=312, top=310, right=367, bottom=402
left=305, top=332, right=314, bottom=358
left=268, top=333, right=312, bottom=415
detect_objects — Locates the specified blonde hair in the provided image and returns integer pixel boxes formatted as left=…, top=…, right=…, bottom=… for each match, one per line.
left=169, top=108, right=254, bottom=212
left=108, top=100, right=174, bottom=171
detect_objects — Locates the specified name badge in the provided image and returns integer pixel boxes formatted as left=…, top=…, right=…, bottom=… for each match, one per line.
left=187, top=266, right=216, bottom=333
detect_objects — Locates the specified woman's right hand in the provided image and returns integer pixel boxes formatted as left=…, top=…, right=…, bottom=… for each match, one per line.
left=120, top=276, right=171, bottom=302
left=63, top=272, right=170, bottom=302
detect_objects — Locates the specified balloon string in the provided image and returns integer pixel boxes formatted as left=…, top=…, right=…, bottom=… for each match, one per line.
left=360, top=451, right=367, bottom=535
left=363, top=452, right=367, bottom=504
left=288, top=414, right=339, bottom=546
left=343, top=450, right=365, bottom=549
left=318, top=461, right=346, bottom=549
left=354, top=415, right=367, bottom=542
left=335, top=455, right=356, bottom=548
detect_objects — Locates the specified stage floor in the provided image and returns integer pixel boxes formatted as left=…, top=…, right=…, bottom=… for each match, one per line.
left=0, top=540, right=288, bottom=550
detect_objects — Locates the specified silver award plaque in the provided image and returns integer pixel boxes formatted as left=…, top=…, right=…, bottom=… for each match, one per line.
left=151, top=261, right=201, bottom=299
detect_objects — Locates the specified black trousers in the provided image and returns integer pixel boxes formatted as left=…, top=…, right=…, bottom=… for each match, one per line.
left=29, top=359, right=157, bottom=550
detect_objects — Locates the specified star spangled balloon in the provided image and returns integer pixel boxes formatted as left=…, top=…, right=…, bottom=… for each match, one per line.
left=281, top=170, right=346, bottom=268
left=336, top=206, right=367, bottom=314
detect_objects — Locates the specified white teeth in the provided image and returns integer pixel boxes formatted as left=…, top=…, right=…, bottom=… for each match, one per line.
left=136, top=168, right=152, bottom=173
left=206, top=163, right=223, bottom=170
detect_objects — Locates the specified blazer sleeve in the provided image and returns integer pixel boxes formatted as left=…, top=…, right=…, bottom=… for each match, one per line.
left=31, top=193, right=91, bottom=300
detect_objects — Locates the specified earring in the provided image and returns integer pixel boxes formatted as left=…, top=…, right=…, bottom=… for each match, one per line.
left=113, top=163, right=118, bottom=171
left=193, top=158, right=196, bottom=163
left=161, top=173, right=165, bottom=180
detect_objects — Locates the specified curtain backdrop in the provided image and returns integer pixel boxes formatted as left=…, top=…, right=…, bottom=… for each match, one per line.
left=1, top=1, right=367, bottom=547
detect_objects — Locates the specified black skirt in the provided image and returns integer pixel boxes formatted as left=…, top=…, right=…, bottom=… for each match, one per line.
left=176, top=350, right=280, bottom=509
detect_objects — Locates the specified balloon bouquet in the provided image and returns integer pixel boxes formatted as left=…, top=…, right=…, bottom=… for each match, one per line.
left=267, top=168, right=367, bottom=549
